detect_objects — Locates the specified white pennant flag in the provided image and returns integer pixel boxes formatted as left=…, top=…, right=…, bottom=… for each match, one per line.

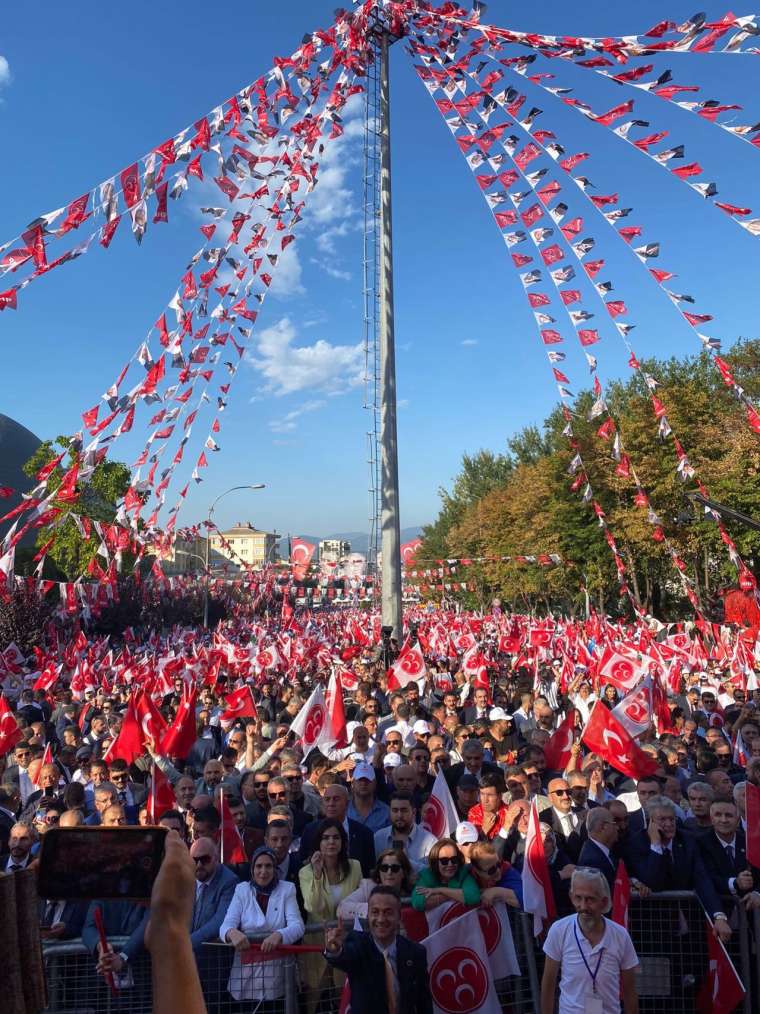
left=423, top=909, right=501, bottom=1014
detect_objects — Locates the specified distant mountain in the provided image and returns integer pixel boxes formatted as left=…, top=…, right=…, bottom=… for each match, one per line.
left=277, top=526, right=423, bottom=559
left=0, top=414, right=42, bottom=545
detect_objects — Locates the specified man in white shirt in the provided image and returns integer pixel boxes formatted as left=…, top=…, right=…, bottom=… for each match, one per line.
left=541, top=867, right=639, bottom=1014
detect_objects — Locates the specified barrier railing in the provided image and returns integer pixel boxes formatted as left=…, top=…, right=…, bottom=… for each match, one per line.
left=39, top=895, right=758, bottom=1014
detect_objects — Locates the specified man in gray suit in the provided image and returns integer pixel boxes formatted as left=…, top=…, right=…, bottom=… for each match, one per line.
left=188, top=837, right=238, bottom=952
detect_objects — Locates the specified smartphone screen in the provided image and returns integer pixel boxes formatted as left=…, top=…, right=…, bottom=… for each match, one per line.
left=38, top=827, right=168, bottom=901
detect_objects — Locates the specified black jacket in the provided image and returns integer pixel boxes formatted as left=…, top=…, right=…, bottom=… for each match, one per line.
left=696, top=828, right=760, bottom=898
left=298, top=818, right=375, bottom=877
left=444, top=760, right=502, bottom=795
left=326, top=930, right=432, bottom=1014
left=538, top=807, right=583, bottom=863
left=628, top=829, right=724, bottom=917
left=577, top=838, right=618, bottom=893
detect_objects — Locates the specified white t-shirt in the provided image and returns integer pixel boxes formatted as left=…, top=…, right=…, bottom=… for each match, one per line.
left=543, top=914, right=638, bottom=1014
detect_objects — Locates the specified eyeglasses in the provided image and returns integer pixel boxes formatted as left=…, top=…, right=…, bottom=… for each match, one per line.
left=378, top=863, right=402, bottom=874
left=268, top=791, right=288, bottom=800
left=254, top=782, right=270, bottom=789
left=477, top=863, right=500, bottom=876
left=551, top=789, right=571, bottom=797
left=438, top=855, right=460, bottom=866
left=285, top=775, right=302, bottom=782
left=193, top=855, right=212, bottom=864
left=386, top=739, right=402, bottom=747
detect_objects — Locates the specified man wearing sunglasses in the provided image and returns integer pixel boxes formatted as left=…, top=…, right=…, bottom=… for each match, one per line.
left=188, top=837, right=238, bottom=956
left=539, top=779, right=584, bottom=863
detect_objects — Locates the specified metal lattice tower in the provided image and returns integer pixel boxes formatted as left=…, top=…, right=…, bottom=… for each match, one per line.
left=363, top=29, right=383, bottom=595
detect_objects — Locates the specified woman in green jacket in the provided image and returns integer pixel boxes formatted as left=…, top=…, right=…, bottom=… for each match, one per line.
left=411, top=838, right=481, bottom=911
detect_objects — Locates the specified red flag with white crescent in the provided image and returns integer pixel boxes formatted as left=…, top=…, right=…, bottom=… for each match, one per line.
left=289, top=684, right=327, bottom=756
left=696, top=918, right=746, bottom=1014
left=219, top=685, right=258, bottom=724
left=581, top=703, right=658, bottom=781
left=611, top=860, right=631, bottom=930
left=147, top=763, right=176, bottom=823
left=522, top=799, right=556, bottom=936
left=0, top=694, right=22, bottom=757
left=290, top=538, right=316, bottom=582
left=542, top=708, right=576, bottom=771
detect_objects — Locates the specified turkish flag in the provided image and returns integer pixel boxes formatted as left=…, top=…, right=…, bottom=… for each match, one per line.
left=219, top=792, right=247, bottom=863
left=597, top=646, right=648, bottom=691
left=611, top=860, right=631, bottom=930
left=31, top=742, right=54, bottom=787
left=290, top=538, right=315, bottom=582
left=161, top=686, right=198, bottom=759
left=135, top=690, right=168, bottom=746
left=581, top=703, right=658, bottom=781
left=322, top=669, right=348, bottom=749
left=147, top=763, right=176, bottom=823
left=103, top=693, right=144, bottom=765
left=696, top=919, right=746, bottom=1014
left=0, top=695, right=22, bottom=756
left=421, top=768, right=459, bottom=839
left=746, top=783, right=760, bottom=867
left=219, top=685, right=257, bottom=724
left=542, top=709, right=576, bottom=771
left=522, top=799, right=556, bottom=936
left=400, top=538, right=422, bottom=567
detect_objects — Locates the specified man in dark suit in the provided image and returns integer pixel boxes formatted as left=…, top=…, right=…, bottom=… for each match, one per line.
left=444, top=739, right=501, bottom=794
left=39, top=898, right=89, bottom=940
left=298, top=783, right=375, bottom=875
left=81, top=897, right=150, bottom=997
left=628, top=795, right=732, bottom=943
left=187, top=837, right=238, bottom=952
left=108, top=760, right=148, bottom=824
left=0, top=785, right=19, bottom=853
left=697, top=800, right=760, bottom=903
left=324, top=886, right=432, bottom=1014
left=539, top=778, right=583, bottom=863
left=462, top=687, right=491, bottom=726
left=1, top=821, right=36, bottom=873
left=577, top=806, right=620, bottom=892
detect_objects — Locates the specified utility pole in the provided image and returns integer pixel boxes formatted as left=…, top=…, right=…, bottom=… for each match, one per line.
left=378, top=27, right=403, bottom=641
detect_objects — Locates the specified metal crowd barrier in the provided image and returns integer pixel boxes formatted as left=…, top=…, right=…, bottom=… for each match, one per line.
left=39, top=896, right=760, bottom=1014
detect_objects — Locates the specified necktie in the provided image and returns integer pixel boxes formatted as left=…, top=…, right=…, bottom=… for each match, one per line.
left=662, top=848, right=674, bottom=877
left=10, top=864, right=22, bottom=872
left=43, top=901, right=57, bottom=926
left=726, top=845, right=735, bottom=865
left=119, top=791, right=127, bottom=804
left=384, top=953, right=398, bottom=1014
left=192, top=883, right=207, bottom=931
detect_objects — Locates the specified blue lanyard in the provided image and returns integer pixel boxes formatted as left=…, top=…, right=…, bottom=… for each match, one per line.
left=573, top=919, right=605, bottom=994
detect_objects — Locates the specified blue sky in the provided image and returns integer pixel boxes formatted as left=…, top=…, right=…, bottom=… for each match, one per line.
left=1, top=2, right=760, bottom=538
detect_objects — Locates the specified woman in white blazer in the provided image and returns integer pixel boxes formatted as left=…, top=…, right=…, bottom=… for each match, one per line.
left=220, top=846, right=304, bottom=1002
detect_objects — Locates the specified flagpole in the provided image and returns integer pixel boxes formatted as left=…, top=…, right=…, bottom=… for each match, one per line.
left=378, top=24, right=403, bottom=642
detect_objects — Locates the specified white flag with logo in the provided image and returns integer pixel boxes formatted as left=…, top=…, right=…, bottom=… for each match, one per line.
left=424, top=901, right=519, bottom=980
left=423, top=908, right=501, bottom=1014
left=288, top=684, right=326, bottom=758
left=612, top=674, right=653, bottom=738
left=421, top=768, right=459, bottom=839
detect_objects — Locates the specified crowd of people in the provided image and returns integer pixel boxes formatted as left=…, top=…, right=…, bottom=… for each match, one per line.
left=1, top=604, right=760, bottom=1013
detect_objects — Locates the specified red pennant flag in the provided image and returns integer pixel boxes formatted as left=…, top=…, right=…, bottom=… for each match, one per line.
left=147, top=763, right=176, bottom=823
left=696, top=919, right=746, bottom=1014
left=522, top=799, right=556, bottom=935
left=581, top=703, right=658, bottom=781
left=0, top=694, right=23, bottom=756
left=102, top=693, right=144, bottom=765
left=31, top=742, right=54, bottom=786
left=135, top=691, right=168, bottom=746
left=611, top=860, right=631, bottom=929
left=542, top=708, right=576, bottom=771
left=219, top=792, right=247, bottom=863
left=160, top=686, right=198, bottom=759
left=219, top=685, right=257, bottom=724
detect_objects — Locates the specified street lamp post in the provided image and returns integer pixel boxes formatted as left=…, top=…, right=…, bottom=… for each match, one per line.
left=203, top=483, right=266, bottom=627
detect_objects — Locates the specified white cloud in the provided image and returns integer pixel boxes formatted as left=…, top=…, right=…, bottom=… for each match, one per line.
left=461, top=339, right=479, bottom=347
left=269, top=243, right=305, bottom=298
left=269, top=398, right=326, bottom=433
left=310, top=258, right=351, bottom=281
left=397, top=398, right=410, bottom=409
left=248, top=317, right=364, bottom=396
left=0, top=57, right=9, bottom=88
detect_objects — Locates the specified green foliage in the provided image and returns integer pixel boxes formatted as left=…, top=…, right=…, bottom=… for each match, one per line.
left=414, top=341, right=760, bottom=617
left=22, top=436, right=131, bottom=581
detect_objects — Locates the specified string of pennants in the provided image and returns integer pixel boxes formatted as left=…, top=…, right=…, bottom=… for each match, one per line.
left=405, top=553, right=564, bottom=577
left=2, top=2, right=760, bottom=617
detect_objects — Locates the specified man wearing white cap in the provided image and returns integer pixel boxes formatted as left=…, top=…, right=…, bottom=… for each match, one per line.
left=374, top=792, right=437, bottom=873
left=454, top=821, right=480, bottom=862
left=348, top=763, right=391, bottom=834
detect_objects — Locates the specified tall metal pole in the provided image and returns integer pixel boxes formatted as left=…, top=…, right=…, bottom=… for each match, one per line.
left=378, top=30, right=403, bottom=641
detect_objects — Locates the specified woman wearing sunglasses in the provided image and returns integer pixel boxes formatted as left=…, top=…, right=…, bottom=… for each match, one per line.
left=410, top=838, right=480, bottom=911
left=469, top=842, right=523, bottom=908
left=337, top=848, right=415, bottom=920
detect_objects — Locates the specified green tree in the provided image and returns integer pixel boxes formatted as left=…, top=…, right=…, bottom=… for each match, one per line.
left=22, top=436, right=132, bottom=580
